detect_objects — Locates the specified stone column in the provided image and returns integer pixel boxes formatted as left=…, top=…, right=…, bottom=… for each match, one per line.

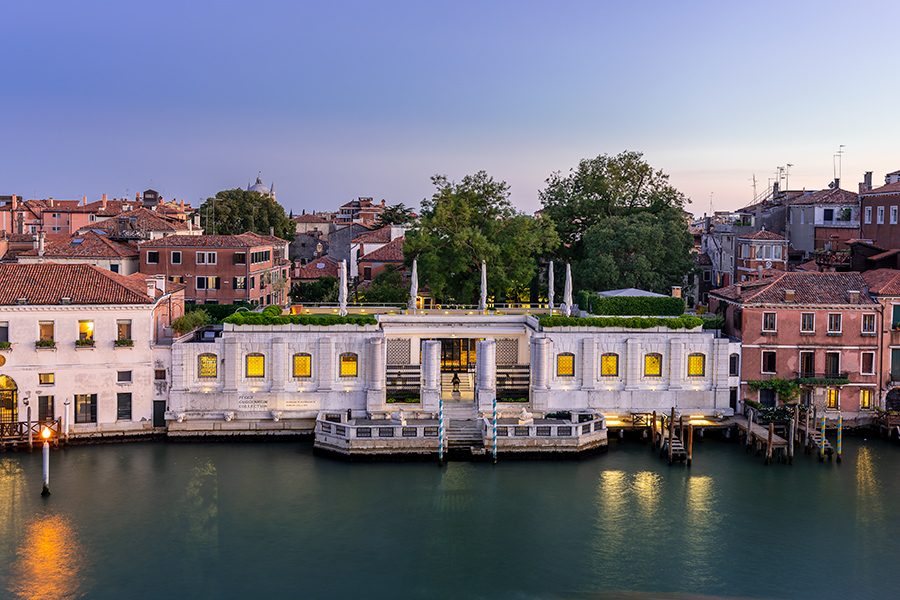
left=421, top=340, right=441, bottom=412
left=223, top=337, right=238, bottom=392
left=317, top=337, right=332, bottom=391
left=668, top=340, right=683, bottom=391
left=531, top=337, right=550, bottom=411
left=366, top=337, right=385, bottom=412
left=271, top=338, right=285, bottom=393
left=581, top=338, right=596, bottom=390
left=476, top=339, right=496, bottom=411
left=624, top=338, right=639, bottom=391
left=713, top=337, right=730, bottom=410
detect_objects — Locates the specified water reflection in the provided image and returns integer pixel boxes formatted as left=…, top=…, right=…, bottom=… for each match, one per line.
left=0, top=458, right=29, bottom=552
left=180, top=459, right=219, bottom=552
left=855, top=445, right=882, bottom=523
left=6, top=514, right=88, bottom=600
left=682, top=476, right=719, bottom=586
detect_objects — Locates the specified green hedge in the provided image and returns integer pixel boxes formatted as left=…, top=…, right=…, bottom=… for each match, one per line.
left=579, top=294, right=685, bottom=316
left=538, top=315, right=703, bottom=329
left=223, top=312, right=377, bottom=326
left=186, top=302, right=252, bottom=323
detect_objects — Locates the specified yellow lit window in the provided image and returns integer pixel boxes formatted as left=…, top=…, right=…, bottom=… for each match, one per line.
left=340, top=353, right=358, bottom=377
left=246, top=354, right=265, bottom=378
left=39, top=373, right=54, bottom=385
left=557, top=353, right=575, bottom=377
left=688, top=353, right=705, bottom=377
left=39, top=321, right=54, bottom=341
left=198, top=354, right=217, bottom=378
left=601, top=353, right=618, bottom=377
left=78, top=320, right=94, bottom=341
left=860, top=389, right=872, bottom=410
left=645, top=354, right=662, bottom=377
left=293, top=353, right=311, bottom=378
left=826, top=388, right=838, bottom=409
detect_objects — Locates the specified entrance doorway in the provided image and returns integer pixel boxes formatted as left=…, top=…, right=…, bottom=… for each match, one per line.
left=439, top=338, right=478, bottom=373
left=0, top=375, right=18, bottom=433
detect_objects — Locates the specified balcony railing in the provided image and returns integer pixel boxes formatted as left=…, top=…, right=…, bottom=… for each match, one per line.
left=794, top=371, right=849, bottom=383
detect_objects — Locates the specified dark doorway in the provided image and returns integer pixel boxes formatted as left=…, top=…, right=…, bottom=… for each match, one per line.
left=887, top=388, right=900, bottom=412
left=153, top=401, right=167, bottom=428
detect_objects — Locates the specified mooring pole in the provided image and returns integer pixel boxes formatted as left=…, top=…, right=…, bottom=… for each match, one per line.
left=789, top=406, right=796, bottom=465
left=651, top=411, right=657, bottom=449
left=27, top=404, right=33, bottom=452
left=492, top=398, right=497, bottom=464
left=438, top=396, right=444, bottom=467
left=64, top=398, right=70, bottom=446
left=836, top=412, right=842, bottom=464
left=805, top=403, right=810, bottom=451
left=687, top=425, right=693, bottom=466
left=746, top=409, right=753, bottom=452
left=765, top=423, right=774, bottom=465
left=679, top=415, right=684, bottom=444
left=41, top=428, right=50, bottom=497
left=819, top=412, right=826, bottom=462
left=668, top=407, right=675, bottom=465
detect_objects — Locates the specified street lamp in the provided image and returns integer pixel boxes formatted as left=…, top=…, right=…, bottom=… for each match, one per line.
left=41, top=426, right=51, bottom=497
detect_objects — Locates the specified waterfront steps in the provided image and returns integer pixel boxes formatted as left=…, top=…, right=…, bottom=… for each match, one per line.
left=442, top=402, right=484, bottom=454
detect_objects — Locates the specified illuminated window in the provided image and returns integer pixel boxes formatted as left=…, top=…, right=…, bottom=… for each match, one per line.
left=688, top=353, right=705, bottom=377
left=246, top=354, right=265, bottom=378
left=75, top=394, right=97, bottom=423
left=293, top=353, right=312, bottom=378
left=78, top=320, right=94, bottom=341
left=340, top=353, right=358, bottom=377
left=826, top=388, right=838, bottom=409
left=39, top=373, right=54, bottom=385
left=600, top=353, right=618, bottom=377
left=645, top=353, right=662, bottom=377
left=39, top=321, right=54, bottom=341
left=117, top=319, right=132, bottom=341
left=198, top=353, right=218, bottom=378
left=860, top=389, right=872, bottom=410
left=557, top=353, right=575, bottom=377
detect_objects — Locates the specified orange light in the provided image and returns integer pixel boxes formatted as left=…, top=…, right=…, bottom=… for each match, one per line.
left=41, top=427, right=51, bottom=439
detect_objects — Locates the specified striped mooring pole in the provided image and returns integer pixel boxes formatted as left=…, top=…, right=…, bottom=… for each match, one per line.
left=836, top=412, right=843, bottom=463
left=438, top=396, right=444, bottom=467
left=492, top=398, right=498, bottom=464
left=820, top=413, right=827, bottom=460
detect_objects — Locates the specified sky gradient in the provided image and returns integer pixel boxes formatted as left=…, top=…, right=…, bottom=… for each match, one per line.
left=3, top=0, right=898, bottom=217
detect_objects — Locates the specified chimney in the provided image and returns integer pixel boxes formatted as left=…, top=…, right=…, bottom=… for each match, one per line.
left=848, top=290, right=860, bottom=304
left=833, top=178, right=840, bottom=190
left=136, top=192, right=141, bottom=201
left=147, top=280, right=156, bottom=299
left=101, top=196, right=107, bottom=210
left=102, top=193, right=108, bottom=203
left=784, top=289, right=795, bottom=303
left=38, top=231, right=45, bottom=257
left=270, top=226, right=275, bottom=237
left=11, top=194, right=17, bottom=210
left=49, top=198, right=54, bottom=208
left=671, top=286, right=682, bottom=298
left=864, top=172, right=872, bottom=192
left=757, top=265, right=763, bottom=280
left=180, top=199, right=185, bottom=211
left=82, top=196, right=87, bottom=206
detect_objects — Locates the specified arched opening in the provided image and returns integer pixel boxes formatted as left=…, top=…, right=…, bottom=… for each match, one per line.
left=0, top=375, right=19, bottom=430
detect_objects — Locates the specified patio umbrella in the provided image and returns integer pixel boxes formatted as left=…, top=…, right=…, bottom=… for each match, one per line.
left=479, top=260, right=487, bottom=312
left=548, top=261, right=555, bottom=310
left=339, top=259, right=348, bottom=316
left=408, top=259, right=418, bottom=312
left=563, top=262, right=573, bottom=317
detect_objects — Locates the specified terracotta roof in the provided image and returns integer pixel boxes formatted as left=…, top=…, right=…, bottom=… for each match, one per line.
left=0, top=263, right=160, bottom=305
left=297, top=257, right=341, bottom=279
left=711, top=271, right=876, bottom=306
left=125, top=272, right=187, bottom=295
left=352, top=226, right=392, bottom=244
left=739, top=230, right=787, bottom=241
left=862, top=269, right=900, bottom=296
left=861, top=181, right=900, bottom=196
left=91, top=207, right=189, bottom=233
left=359, top=237, right=404, bottom=263
left=294, top=214, right=326, bottom=223
left=796, top=260, right=820, bottom=272
left=696, top=252, right=712, bottom=266
left=788, top=188, right=859, bottom=205
left=242, top=231, right=287, bottom=245
left=18, top=231, right=137, bottom=259
left=868, top=249, right=900, bottom=262
left=140, top=233, right=273, bottom=249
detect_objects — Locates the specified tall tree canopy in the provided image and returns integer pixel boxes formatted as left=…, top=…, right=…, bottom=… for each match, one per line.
left=375, top=203, right=417, bottom=227
left=540, top=151, right=693, bottom=295
left=405, top=171, right=558, bottom=303
left=194, top=189, right=296, bottom=241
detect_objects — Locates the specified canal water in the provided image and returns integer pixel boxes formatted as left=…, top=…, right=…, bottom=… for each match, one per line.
left=0, top=436, right=895, bottom=600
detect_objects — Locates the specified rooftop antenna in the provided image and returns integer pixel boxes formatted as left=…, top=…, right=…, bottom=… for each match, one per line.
left=709, top=192, right=714, bottom=215
left=785, top=164, right=793, bottom=191
left=750, top=174, right=758, bottom=200
left=833, top=144, right=845, bottom=183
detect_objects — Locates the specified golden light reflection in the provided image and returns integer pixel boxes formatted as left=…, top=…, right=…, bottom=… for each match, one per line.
left=632, top=471, right=662, bottom=518
left=683, top=475, right=719, bottom=582
left=856, top=445, right=883, bottom=523
left=7, top=514, right=88, bottom=600
left=0, top=459, right=28, bottom=544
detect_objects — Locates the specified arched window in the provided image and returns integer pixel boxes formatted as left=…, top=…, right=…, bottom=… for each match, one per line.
left=198, top=353, right=218, bottom=379
left=557, top=353, right=575, bottom=377
left=729, top=353, right=740, bottom=376
left=644, top=353, right=662, bottom=377
left=601, top=353, right=619, bottom=377
left=340, top=353, right=358, bottom=377
left=246, top=353, right=265, bottom=378
left=688, top=353, right=706, bottom=377
left=293, top=353, right=312, bottom=378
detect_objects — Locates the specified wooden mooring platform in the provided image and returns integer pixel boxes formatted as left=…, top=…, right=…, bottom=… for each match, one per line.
left=0, top=418, right=63, bottom=450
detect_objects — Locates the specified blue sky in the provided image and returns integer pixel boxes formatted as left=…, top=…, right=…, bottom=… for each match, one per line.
left=2, top=0, right=898, bottom=216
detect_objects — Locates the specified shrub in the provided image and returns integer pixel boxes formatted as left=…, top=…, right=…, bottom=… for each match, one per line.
left=172, top=310, right=211, bottom=334
left=35, top=340, right=56, bottom=348
left=222, top=312, right=377, bottom=327
left=185, top=302, right=251, bottom=324
left=580, top=294, right=685, bottom=316
left=115, top=338, right=134, bottom=347
left=75, top=338, right=95, bottom=347
left=538, top=315, right=703, bottom=330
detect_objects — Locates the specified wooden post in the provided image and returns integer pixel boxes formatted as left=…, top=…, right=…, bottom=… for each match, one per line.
left=788, top=408, right=796, bottom=465
left=679, top=415, right=684, bottom=445
left=687, top=425, right=694, bottom=466
left=668, top=407, right=675, bottom=465
left=746, top=409, right=753, bottom=452
left=27, top=405, right=33, bottom=452
left=651, top=411, right=657, bottom=449
left=766, top=423, right=774, bottom=465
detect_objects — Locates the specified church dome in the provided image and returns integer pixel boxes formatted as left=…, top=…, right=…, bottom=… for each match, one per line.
left=248, top=172, right=271, bottom=197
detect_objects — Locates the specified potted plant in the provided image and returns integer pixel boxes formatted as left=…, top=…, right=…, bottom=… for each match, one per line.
left=75, top=338, right=95, bottom=347
left=0, top=341, right=11, bottom=350
left=115, top=338, right=134, bottom=347
left=35, top=340, right=56, bottom=348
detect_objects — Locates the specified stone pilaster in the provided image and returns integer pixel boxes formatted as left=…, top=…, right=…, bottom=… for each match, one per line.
left=476, top=339, right=496, bottom=411
left=668, top=340, right=683, bottom=391
left=581, top=338, right=596, bottom=390
left=317, top=337, right=332, bottom=391
left=271, top=338, right=285, bottom=392
left=223, top=337, right=238, bottom=392
left=532, top=337, right=550, bottom=390
left=366, top=338, right=385, bottom=412
left=624, top=338, right=639, bottom=391
left=421, top=340, right=441, bottom=412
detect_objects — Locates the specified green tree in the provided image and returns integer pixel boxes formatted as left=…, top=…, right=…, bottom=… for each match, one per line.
left=405, top=171, right=558, bottom=303
left=289, top=276, right=338, bottom=303
left=375, top=203, right=416, bottom=227
left=361, top=265, right=408, bottom=304
left=194, top=189, right=296, bottom=241
left=540, top=151, right=693, bottom=294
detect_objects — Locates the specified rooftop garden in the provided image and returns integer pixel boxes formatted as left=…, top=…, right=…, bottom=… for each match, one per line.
left=539, top=315, right=704, bottom=329
left=224, top=306, right=377, bottom=326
